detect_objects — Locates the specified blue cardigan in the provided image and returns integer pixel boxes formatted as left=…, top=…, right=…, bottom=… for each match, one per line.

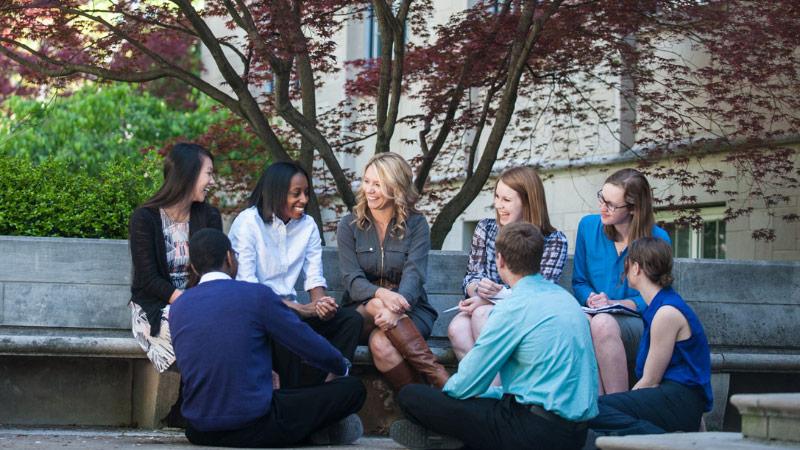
left=170, top=277, right=347, bottom=432
left=572, top=214, right=670, bottom=312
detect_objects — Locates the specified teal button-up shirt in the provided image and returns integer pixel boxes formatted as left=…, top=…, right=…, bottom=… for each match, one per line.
left=443, top=274, right=599, bottom=422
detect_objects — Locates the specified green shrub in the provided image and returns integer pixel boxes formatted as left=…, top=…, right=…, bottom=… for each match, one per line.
left=0, top=83, right=229, bottom=172
left=0, top=154, right=161, bottom=239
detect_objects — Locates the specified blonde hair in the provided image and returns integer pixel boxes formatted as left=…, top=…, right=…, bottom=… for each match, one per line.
left=602, top=168, right=656, bottom=243
left=496, top=166, right=556, bottom=235
left=353, top=152, right=420, bottom=238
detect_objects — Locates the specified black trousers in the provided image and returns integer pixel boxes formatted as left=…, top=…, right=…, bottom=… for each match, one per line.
left=589, top=380, right=706, bottom=436
left=272, top=306, right=363, bottom=388
left=397, top=384, right=588, bottom=450
left=185, top=376, right=366, bottom=448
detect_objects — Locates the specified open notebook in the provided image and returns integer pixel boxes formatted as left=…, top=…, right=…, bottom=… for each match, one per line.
left=582, top=303, right=640, bottom=317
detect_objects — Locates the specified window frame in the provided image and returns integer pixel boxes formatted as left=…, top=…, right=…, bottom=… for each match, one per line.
left=656, top=205, right=727, bottom=259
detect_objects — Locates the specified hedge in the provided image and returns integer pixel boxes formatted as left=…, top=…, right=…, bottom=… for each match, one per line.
left=0, top=154, right=161, bottom=239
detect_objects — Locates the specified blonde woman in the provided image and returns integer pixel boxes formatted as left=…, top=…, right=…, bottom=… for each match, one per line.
left=337, top=153, right=448, bottom=390
left=448, top=166, right=568, bottom=363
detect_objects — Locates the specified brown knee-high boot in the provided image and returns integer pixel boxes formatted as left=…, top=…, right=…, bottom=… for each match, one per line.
left=382, top=360, right=422, bottom=391
left=384, top=317, right=450, bottom=388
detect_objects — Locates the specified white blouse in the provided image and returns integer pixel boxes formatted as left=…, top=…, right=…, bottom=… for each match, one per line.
left=228, top=206, right=327, bottom=298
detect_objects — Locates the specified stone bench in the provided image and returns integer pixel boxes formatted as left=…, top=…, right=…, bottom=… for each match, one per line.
left=1, top=235, right=798, bottom=434
left=0, top=236, right=180, bottom=429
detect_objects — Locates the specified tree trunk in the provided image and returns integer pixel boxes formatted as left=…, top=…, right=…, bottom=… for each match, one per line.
left=429, top=0, right=563, bottom=249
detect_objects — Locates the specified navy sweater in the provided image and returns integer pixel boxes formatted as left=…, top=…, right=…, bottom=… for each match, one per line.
left=169, top=278, right=347, bottom=432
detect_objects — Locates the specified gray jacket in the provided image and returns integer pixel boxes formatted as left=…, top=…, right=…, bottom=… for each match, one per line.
left=336, top=212, right=437, bottom=327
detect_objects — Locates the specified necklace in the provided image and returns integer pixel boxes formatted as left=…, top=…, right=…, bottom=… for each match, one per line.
left=163, top=206, right=190, bottom=223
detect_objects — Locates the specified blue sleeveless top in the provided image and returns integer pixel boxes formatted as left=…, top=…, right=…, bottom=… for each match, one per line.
left=635, top=287, right=713, bottom=412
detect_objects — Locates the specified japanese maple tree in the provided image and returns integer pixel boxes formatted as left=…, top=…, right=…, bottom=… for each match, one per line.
left=1, top=0, right=797, bottom=246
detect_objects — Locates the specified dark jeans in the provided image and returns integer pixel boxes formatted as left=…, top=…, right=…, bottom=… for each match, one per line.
left=398, top=384, right=588, bottom=450
left=185, top=376, right=366, bottom=448
left=589, top=380, right=706, bottom=436
left=272, top=306, right=362, bottom=388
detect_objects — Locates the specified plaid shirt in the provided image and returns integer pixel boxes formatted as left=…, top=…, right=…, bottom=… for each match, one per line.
left=462, top=218, right=568, bottom=296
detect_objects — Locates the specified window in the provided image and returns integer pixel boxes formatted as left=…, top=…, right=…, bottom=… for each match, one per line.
left=364, top=3, right=407, bottom=60
left=365, top=5, right=380, bottom=59
left=656, top=206, right=726, bottom=259
left=479, top=0, right=515, bottom=14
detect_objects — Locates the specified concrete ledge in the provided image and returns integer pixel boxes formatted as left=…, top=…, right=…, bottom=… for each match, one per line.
left=354, top=342, right=457, bottom=367
left=7, top=330, right=799, bottom=371
left=731, top=394, right=800, bottom=414
left=732, top=394, right=800, bottom=442
left=711, top=353, right=800, bottom=372
left=596, top=432, right=800, bottom=449
left=0, top=334, right=143, bottom=359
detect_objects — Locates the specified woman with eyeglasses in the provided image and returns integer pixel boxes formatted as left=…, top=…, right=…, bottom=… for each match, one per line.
left=572, top=168, right=670, bottom=395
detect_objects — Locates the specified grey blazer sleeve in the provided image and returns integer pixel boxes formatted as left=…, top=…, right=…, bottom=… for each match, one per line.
left=397, top=215, right=430, bottom=307
left=337, top=217, right=379, bottom=302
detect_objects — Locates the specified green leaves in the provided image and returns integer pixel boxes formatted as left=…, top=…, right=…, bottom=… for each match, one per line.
left=0, top=83, right=229, bottom=173
left=0, top=154, right=161, bottom=239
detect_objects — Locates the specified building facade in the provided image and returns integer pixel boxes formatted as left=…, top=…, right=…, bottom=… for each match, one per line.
left=201, top=3, right=799, bottom=261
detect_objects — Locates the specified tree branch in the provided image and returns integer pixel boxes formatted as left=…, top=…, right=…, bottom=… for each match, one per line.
left=429, top=0, right=565, bottom=248
left=170, top=0, right=291, bottom=161
left=414, top=1, right=511, bottom=193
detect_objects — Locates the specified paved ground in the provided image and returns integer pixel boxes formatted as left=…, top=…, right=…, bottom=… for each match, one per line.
left=597, top=432, right=800, bottom=449
left=0, top=428, right=404, bottom=450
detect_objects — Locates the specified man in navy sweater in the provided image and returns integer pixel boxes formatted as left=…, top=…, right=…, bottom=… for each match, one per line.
left=170, top=228, right=366, bottom=447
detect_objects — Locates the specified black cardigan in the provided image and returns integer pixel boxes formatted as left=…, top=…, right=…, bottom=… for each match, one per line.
left=128, top=202, right=222, bottom=336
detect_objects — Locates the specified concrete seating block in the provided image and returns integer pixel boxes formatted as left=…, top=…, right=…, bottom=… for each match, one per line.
left=731, top=393, right=800, bottom=443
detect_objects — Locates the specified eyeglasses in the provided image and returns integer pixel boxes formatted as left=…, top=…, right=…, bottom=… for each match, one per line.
left=596, top=190, right=631, bottom=213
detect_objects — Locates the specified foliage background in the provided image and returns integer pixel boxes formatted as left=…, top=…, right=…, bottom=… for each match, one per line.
left=0, top=154, right=161, bottom=239
left=0, top=83, right=229, bottom=172
left=0, top=82, right=269, bottom=238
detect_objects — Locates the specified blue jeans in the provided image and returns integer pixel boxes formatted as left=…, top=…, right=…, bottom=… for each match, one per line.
left=589, top=380, right=705, bottom=436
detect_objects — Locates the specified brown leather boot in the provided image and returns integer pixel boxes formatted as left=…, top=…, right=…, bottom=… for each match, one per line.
left=385, top=317, right=450, bottom=389
left=382, top=360, right=422, bottom=391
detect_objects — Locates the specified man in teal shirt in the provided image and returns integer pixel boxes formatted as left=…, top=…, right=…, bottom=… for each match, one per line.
left=390, top=222, right=599, bottom=450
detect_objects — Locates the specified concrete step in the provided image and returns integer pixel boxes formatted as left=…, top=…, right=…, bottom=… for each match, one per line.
left=731, top=393, right=800, bottom=443
left=596, top=431, right=800, bottom=449
left=0, top=428, right=404, bottom=450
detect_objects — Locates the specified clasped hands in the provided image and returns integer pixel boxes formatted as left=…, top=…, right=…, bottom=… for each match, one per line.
left=373, top=289, right=411, bottom=331
left=586, top=291, right=611, bottom=309
left=296, top=296, right=338, bottom=320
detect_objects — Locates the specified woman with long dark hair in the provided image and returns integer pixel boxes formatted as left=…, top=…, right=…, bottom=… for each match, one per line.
left=129, top=143, right=221, bottom=374
left=228, top=161, right=362, bottom=388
